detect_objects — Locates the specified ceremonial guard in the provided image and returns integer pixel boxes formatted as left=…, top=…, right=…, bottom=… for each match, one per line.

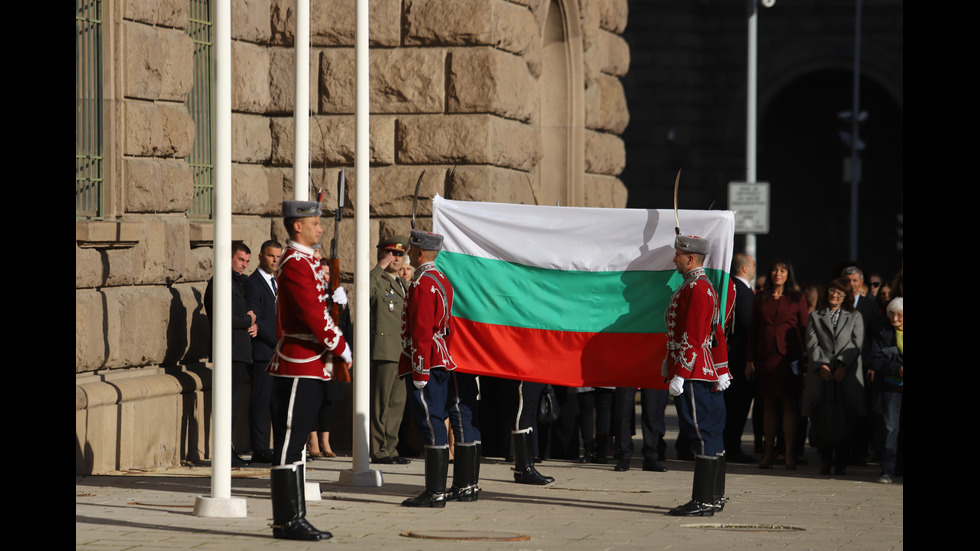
left=510, top=382, right=555, bottom=485
left=266, top=200, right=352, bottom=541
left=399, top=229, right=482, bottom=507
left=663, top=234, right=732, bottom=517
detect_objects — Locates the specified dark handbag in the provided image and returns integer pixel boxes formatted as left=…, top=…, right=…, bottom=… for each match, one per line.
left=538, top=385, right=561, bottom=425
left=808, top=380, right=849, bottom=449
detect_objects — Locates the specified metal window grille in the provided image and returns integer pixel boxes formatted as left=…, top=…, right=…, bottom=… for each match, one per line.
left=186, top=0, right=214, bottom=220
left=76, top=0, right=103, bottom=220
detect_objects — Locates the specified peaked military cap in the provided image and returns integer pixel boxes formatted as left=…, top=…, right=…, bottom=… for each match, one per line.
left=378, top=235, right=409, bottom=253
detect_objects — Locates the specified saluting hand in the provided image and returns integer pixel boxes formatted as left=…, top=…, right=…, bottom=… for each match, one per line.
left=377, top=252, right=395, bottom=270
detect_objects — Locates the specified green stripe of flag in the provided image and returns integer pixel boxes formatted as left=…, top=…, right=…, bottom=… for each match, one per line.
left=437, top=251, right=729, bottom=334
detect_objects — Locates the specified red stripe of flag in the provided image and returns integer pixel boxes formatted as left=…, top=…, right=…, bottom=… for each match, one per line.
left=451, top=317, right=668, bottom=390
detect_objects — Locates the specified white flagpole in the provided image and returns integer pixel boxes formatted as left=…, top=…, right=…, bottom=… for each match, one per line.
left=295, top=0, right=310, bottom=202
left=194, top=0, right=246, bottom=518
left=339, top=0, right=382, bottom=487
left=292, top=0, right=324, bottom=502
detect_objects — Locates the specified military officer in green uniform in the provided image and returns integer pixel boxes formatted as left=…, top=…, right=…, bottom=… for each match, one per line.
left=370, top=235, right=412, bottom=464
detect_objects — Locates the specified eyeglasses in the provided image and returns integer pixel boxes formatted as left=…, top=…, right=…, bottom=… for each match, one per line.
left=828, top=290, right=846, bottom=298
left=871, top=282, right=881, bottom=288
left=389, top=251, right=405, bottom=257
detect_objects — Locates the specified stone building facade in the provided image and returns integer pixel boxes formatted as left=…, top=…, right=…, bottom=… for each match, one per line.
left=76, top=0, right=630, bottom=474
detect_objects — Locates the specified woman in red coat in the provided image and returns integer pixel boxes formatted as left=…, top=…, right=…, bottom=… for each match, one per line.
left=746, top=259, right=809, bottom=469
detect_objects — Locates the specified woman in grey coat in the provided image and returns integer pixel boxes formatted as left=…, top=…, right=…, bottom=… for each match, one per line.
left=803, top=278, right=866, bottom=475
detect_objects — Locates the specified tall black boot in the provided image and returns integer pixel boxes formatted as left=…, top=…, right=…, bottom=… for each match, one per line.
left=447, top=442, right=480, bottom=502
left=402, top=445, right=449, bottom=507
left=668, top=455, right=717, bottom=517
left=270, top=463, right=332, bottom=541
left=512, top=429, right=554, bottom=485
left=295, top=465, right=333, bottom=538
left=713, top=452, right=727, bottom=512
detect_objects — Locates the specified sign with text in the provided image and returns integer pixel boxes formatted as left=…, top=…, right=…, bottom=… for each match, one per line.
left=728, top=181, right=769, bottom=234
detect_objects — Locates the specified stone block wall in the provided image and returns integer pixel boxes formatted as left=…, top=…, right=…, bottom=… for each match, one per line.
left=76, top=0, right=630, bottom=474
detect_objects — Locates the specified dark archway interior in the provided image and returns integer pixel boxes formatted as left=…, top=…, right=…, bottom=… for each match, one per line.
left=751, top=70, right=903, bottom=284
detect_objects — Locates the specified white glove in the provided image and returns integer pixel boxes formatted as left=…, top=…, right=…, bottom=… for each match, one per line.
left=339, top=343, right=352, bottom=364
left=714, top=372, right=731, bottom=392
left=332, top=286, right=348, bottom=306
left=413, top=379, right=427, bottom=390
left=669, top=375, right=685, bottom=397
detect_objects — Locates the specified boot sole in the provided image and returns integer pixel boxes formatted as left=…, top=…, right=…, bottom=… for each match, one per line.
left=514, top=475, right=551, bottom=485
left=273, top=529, right=332, bottom=541
left=668, top=510, right=714, bottom=517
left=401, top=500, right=446, bottom=508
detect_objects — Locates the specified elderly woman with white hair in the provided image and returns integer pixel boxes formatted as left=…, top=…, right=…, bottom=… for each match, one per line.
left=868, top=297, right=903, bottom=483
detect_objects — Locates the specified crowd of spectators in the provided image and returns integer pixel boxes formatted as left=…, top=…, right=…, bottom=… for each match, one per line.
left=743, top=261, right=903, bottom=482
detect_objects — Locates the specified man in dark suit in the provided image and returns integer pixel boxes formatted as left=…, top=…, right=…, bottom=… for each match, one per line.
left=244, top=240, right=282, bottom=464
left=723, top=253, right=756, bottom=463
left=842, top=266, right=878, bottom=338
left=204, top=241, right=257, bottom=467
left=841, top=265, right=877, bottom=465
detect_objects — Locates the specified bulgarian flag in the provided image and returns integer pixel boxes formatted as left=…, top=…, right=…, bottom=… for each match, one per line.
left=432, top=195, right=735, bottom=389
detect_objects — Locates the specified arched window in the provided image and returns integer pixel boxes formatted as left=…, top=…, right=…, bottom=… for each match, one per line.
left=538, top=0, right=584, bottom=206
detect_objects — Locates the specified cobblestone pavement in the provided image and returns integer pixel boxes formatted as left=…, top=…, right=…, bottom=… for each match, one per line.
left=77, top=438, right=902, bottom=550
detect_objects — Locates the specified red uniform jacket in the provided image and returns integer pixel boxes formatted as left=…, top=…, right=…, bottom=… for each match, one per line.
left=663, top=267, right=730, bottom=382
left=267, top=241, right=348, bottom=380
left=398, top=262, right=455, bottom=382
